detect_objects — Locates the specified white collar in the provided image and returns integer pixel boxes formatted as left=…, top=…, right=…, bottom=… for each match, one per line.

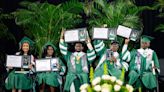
left=73, top=51, right=85, bottom=57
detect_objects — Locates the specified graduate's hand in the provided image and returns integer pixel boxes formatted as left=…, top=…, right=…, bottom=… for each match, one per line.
left=57, top=63, right=61, bottom=70
left=85, top=37, right=91, bottom=44
left=28, top=64, right=33, bottom=70
left=7, top=66, right=13, bottom=69
left=60, top=28, right=65, bottom=39
left=152, top=66, right=156, bottom=69
left=125, top=39, right=130, bottom=44
left=111, top=56, right=117, bottom=62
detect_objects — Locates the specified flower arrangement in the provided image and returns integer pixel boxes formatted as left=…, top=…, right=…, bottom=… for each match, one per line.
left=80, top=75, right=133, bottom=92
left=80, top=63, right=134, bottom=92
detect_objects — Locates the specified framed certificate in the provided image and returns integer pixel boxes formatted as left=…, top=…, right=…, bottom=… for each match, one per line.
left=130, top=29, right=141, bottom=41
left=92, top=27, right=109, bottom=39
left=35, top=59, right=51, bottom=72
left=22, top=55, right=31, bottom=68
left=79, top=28, right=89, bottom=41
left=117, top=25, right=132, bottom=38
left=64, top=28, right=88, bottom=42
left=51, top=58, right=59, bottom=71
left=6, top=55, right=22, bottom=68
left=106, top=49, right=113, bottom=60
left=108, top=28, right=117, bottom=40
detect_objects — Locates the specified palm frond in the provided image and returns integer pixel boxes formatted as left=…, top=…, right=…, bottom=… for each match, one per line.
left=12, top=1, right=82, bottom=57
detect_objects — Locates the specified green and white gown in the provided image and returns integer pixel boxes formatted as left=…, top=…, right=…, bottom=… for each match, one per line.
left=5, top=52, right=35, bottom=90
left=59, top=39, right=96, bottom=92
left=93, top=40, right=130, bottom=79
left=37, top=57, right=66, bottom=87
left=128, top=48, right=160, bottom=89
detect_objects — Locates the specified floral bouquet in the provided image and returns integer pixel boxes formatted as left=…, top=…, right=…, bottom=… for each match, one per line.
left=80, top=63, right=133, bottom=92
left=80, top=75, right=133, bottom=92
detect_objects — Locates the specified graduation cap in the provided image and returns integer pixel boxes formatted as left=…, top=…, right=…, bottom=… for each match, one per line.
left=141, top=35, right=154, bottom=43
left=19, top=37, right=34, bottom=49
left=43, top=42, right=57, bottom=50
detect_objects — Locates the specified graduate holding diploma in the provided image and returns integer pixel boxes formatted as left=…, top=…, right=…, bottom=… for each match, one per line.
left=59, top=29, right=96, bottom=92
left=128, top=35, right=160, bottom=91
left=93, top=39, right=131, bottom=79
left=36, top=42, right=65, bottom=92
left=5, top=37, right=35, bottom=92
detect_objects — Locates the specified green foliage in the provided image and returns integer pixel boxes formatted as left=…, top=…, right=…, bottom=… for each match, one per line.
left=87, top=0, right=144, bottom=29
left=12, top=1, right=83, bottom=57
left=0, top=9, right=16, bottom=42
left=103, top=62, right=108, bottom=75
left=154, top=0, right=164, bottom=32
left=89, top=66, right=94, bottom=83
left=120, top=67, right=125, bottom=81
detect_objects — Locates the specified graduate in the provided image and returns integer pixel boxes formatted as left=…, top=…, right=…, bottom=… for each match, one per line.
left=93, top=39, right=131, bottom=78
left=59, top=30, right=96, bottom=92
left=5, top=37, right=35, bottom=92
left=128, top=35, right=160, bottom=91
left=37, top=42, right=65, bottom=92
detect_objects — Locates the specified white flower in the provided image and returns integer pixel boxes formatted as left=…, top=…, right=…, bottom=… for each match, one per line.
left=114, top=84, right=121, bottom=92
left=110, top=76, right=116, bottom=82
left=101, top=84, right=111, bottom=92
left=102, top=75, right=111, bottom=80
left=92, top=77, right=101, bottom=86
left=116, top=79, right=123, bottom=85
left=80, top=83, right=89, bottom=90
left=93, top=85, right=101, bottom=91
left=101, top=88, right=110, bottom=92
left=126, top=84, right=134, bottom=92
left=81, top=89, right=87, bottom=92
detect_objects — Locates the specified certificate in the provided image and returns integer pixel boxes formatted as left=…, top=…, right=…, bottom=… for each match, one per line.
left=35, top=59, right=51, bottom=72
left=22, top=55, right=31, bottom=68
left=130, top=29, right=141, bottom=41
left=108, top=28, right=117, bottom=40
left=51, top=58, right=59, bottom=71
left=117, top=25, right=132, bottom=38
left=92, top=27, right=109, bottom=39
left=64, top=29, right=79, bottom=42
left=6, top=55, right=22, bottom=68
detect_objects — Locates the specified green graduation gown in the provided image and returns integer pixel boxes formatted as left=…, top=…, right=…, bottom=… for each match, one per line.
left=93, top=40, right=130, bottom=79
left=128, top=48, right=160, bottom=89
left=5, top=54, right=34, bottom=90
left=59, top=39, right=96, bottom=92
left=37, top=58, right=65, bottom=87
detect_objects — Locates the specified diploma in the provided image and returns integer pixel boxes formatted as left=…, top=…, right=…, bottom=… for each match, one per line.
left=92, top=27, right=109, bottom=39
left=117, top=25, right=132, bottom=38
left=6, top=55, right=22, bottom=68
left=35, top=59, right=51, bottom=72
left=64, top=30, right=79, bottom=42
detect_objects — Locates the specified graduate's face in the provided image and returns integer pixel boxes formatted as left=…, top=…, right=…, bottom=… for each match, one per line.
left=47, top=46, right=54, bottom=56
left=22, top=42, right=30, bottom=53
left=110, top=44, right=119, bottom=52
left=141, top=42, right=150, bottom=49
left=75, top=43, right=84, bottom=52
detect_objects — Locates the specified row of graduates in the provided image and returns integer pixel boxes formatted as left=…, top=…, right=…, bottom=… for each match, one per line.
left=5, top=30, right=160, bottom=92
